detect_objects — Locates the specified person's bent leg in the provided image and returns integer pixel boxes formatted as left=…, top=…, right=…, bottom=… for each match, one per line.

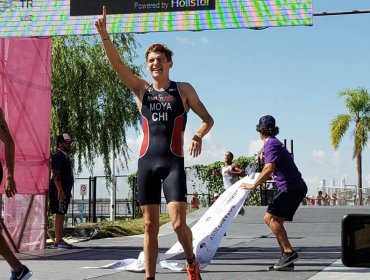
left=264, top=212, right=293, bottom=253
left=0, top=233, right=22, bottom=272
left=141, top=204, right=160, bottom=279
left=264, top=212, right=299, bottom=269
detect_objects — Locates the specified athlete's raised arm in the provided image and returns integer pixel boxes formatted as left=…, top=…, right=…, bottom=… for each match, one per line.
left=95, top=6, right=148, bottom=98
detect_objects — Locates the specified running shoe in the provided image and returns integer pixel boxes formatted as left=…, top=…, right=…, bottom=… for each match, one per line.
left=273, top=251, right=299, bottom=269
left=54, top=239, right=74, bottom=249
left=186, top=261, right=202, bottom=280
left=9, top=265, right=32, bottom=280
left=268, top=263, right=294, bottom=271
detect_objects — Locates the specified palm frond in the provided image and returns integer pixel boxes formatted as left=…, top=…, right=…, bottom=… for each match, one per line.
left=330, top=114, right=351, bottom=149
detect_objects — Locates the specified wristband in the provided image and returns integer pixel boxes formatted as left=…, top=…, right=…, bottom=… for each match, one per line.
left=102, top=36, right=110, bottom=41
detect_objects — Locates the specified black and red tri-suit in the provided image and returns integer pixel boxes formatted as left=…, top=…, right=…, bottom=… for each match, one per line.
left=137, top=81, right=188, bottom=205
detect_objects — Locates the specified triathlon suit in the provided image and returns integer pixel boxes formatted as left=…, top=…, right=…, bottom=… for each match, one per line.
left=137, top=81, right=188, bottom=205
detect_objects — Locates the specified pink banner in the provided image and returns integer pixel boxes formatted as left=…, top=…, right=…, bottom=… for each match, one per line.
left=0, top=37, right=51, bottom=195
left=0, top=37, right=51, bottom=252
left=3, top=195, right=47, bottom=252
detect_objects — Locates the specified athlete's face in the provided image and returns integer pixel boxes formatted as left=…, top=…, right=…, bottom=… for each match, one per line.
left=224, top=153, right=232, bottom=163
left=146, top=51, right=172, bottom=78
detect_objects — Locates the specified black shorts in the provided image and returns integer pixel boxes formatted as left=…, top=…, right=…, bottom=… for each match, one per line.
left=137, top=156, right=187, bottom=205
left=49, top=189, right=71, bottom=215
left=267, top=182, right=307, bottom=221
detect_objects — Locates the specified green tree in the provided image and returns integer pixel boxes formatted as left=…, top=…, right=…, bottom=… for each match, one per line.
left=51, top=34, right=143, bottom=177
left=330, top=87, right=370, bottom=205
left=191, top=156, right=261, bottom=205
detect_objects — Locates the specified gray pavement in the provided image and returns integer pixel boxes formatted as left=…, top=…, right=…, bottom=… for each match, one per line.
left=2, top=206, right=370, bottom=280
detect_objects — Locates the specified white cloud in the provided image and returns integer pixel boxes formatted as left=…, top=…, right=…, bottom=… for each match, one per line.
left=247, top=139, right=263, bottom=157
left=312, top=149, right=325, bottom=159
left=175, top=36, right=196, bottom=46
left=311, top=149, right=342, bottom=167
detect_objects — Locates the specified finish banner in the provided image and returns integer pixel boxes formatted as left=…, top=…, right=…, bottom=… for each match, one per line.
left=70, top=0, right=216, bottom=16
left=90, top=173, right=259, bottom=272
left=0, top=1, right=313, bottom=37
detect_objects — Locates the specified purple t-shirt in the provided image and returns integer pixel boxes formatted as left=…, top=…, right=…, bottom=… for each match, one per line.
left=263, top=137, right=303, bottom=192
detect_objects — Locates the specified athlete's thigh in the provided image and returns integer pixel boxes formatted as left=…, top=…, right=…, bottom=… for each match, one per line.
left=137, top=159, right=162, bottom=205
left=163, top=158, right=187, bottom=203
left=141, top=204, right=161, bottom=227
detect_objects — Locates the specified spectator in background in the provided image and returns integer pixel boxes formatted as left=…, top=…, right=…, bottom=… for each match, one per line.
left=49, top=133, right=75, bottom=249
left=302, top=197, right=308, bottom=205
left=323, top=193, right=331, bottom=206
left=0, top=108, right=33, bottom=279
left=222, top=151, right=244, bottom=190
left=309, top=195, right=316, bottom=206
left=210, top=192, right=220, bottom=206
left=190, top=192, right=200, bottom=209
left=331, top=193, right=338, bottom=206
left=222, top=151, right=245, bottom=215
left=316, top=190, right=323, bottom=206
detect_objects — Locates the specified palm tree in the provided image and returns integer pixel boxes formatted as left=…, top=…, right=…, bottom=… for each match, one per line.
left=330, top=87, right=370, bottom=206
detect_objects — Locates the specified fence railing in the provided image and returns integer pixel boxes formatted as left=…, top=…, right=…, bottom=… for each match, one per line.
left=316, top=186, right=370, bottom=206
left=65, top=194, right=210, bottom=226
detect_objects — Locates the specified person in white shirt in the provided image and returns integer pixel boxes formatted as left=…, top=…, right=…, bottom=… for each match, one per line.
left=222, top=151, right=244, bottom=189
left=221, top=151, right=245, bottom=215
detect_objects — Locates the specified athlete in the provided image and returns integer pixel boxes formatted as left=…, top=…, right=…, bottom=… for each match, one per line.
left=95, top=6, right=214, bottom=280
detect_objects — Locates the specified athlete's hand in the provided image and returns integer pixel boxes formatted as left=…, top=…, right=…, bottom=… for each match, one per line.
left=240, top=183, right=255, bottom=190
left=189, top=135, right=202, bottom=158
left=4, top=177, right=16, bottom=198
left=95, top=6, right=109, bottom=39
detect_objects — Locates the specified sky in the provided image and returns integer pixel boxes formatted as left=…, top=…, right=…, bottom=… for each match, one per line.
left=79, top=0, right=370, bottom=198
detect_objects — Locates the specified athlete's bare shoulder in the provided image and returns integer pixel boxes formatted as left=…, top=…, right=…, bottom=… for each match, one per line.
left=177, top=82, right=199, bottom=101
left=177, top=81, right=195, bottom=94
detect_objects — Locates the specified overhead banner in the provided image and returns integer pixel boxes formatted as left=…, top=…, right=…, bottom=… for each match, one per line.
left=0, top=0, right=313, bottom=38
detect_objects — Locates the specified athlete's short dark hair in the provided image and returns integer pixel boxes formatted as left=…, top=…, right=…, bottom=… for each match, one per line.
left=145, top=43, right=174, bottom=62
left=256, top=126, right=280, bottom=137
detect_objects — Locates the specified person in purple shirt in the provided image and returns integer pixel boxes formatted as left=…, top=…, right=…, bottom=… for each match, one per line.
left=241, top=115, right=307, bottom=271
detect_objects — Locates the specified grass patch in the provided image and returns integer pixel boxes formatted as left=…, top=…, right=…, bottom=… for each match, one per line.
left=75, top=214, right=171, bottom=239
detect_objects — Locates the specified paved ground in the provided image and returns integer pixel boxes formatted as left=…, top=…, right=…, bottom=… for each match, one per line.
left=1, top=206, right=370, bottom=280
